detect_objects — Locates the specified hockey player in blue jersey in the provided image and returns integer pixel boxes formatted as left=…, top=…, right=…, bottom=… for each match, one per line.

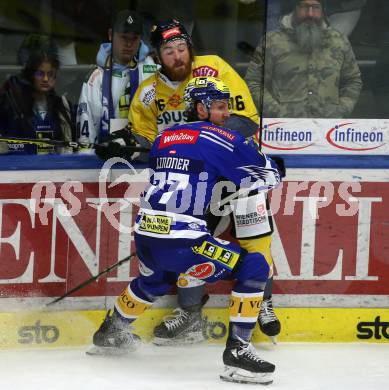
left=95, top=19, right=282, bottom=347
left=89, top=76, right=281, bottom=384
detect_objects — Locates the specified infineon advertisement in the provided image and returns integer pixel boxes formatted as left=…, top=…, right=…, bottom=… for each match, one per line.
left=261, top=118, right=388, bottom=154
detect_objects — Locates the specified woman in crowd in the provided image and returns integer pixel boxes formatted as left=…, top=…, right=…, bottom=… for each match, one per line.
left=0, top=35, right=75, bottom=154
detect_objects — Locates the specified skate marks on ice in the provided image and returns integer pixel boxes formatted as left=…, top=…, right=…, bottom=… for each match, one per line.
left=0, top=343, right=388, bottom=390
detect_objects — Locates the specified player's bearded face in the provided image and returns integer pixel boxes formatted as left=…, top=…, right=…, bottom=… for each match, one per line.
left=159, top=39, right=192, bottom=81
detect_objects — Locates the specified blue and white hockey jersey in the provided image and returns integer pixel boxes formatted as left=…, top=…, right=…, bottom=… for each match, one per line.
left=134, top=121, right=281, bottom=239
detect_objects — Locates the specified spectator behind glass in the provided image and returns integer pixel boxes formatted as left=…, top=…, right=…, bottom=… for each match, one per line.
left=0, top=35, right=74, bottom=155
left=268, top=0, right=366, bottom=36
left=76, top=9, right=157, bottom=153
left=245, top=0, right=362, bottom=118
left=371, top=1, right=389, bottom=118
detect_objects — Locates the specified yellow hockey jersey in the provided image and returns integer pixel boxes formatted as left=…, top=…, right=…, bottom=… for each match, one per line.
left=128, top=54, right=259, bottom=143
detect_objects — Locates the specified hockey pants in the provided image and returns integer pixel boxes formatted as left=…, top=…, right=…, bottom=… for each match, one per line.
left=177, top=234, right=274, bottom=309
left=114, top=233, right=270, bottom=327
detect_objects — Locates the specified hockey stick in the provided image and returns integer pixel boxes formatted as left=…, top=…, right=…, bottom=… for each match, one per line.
left=0, top=136, right=150, bottom=153
left=213, top=3, right=277, bottom=211
left=210, top=3, right=270, bottom=209
left=0, top=135, right=92, bottom=149
left=257, top=0, right=268, bottom=148
left=46, top=252, right=137, bottom=306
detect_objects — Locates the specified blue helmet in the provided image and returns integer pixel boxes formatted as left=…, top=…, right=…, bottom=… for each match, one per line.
left=184, top=76, right=230, bottom=113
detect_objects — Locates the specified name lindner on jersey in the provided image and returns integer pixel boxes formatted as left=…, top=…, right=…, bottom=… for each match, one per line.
left=134, top=121, right=281, bottom=240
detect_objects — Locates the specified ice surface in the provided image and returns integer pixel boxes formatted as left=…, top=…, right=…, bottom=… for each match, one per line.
left=0, top=343, right=388, bottom=390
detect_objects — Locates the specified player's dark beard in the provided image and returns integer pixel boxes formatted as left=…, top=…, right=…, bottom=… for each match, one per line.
left=295, top=19, right=323, bottom=53
left=163, top=60, right=191, bottom=82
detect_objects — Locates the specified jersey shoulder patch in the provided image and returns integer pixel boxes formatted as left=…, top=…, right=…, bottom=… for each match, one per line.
left=199, top=124, right=238, bottom=142
left=84, top=66, right=100, bottom=84
left=142, top=64, right=158, bottom=74
left=138, top=81, right=157, bottom=107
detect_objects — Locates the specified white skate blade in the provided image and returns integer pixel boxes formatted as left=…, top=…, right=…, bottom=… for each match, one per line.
left=268, top=335, right=277, bottom=345
left=153, top=332, right=205, bottom=346
left=86, top=338, right=141, bottom=356
left=220, top=366, right=274, bottom=385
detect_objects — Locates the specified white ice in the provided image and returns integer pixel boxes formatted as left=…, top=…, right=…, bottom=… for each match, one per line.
left=0, top=343, right=388, bottom=390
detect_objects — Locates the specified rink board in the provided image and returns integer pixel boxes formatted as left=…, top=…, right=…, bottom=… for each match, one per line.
left=0, top=154, right=388, bottom=351
left=0, top=308, right=388, bottom=350
left=0, top=158, right=389, bottom=305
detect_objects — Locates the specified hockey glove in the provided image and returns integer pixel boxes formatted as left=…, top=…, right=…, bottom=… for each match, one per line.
left=95, top=128, right=142, bottom=160
left=270, top=155, right=286, bottom=178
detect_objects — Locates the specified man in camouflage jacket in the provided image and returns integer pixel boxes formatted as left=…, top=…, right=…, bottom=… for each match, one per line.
left=245, top=0, right=362, bottom=118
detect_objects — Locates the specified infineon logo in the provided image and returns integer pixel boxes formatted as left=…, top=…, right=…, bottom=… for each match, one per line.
left=262, top=122, right=314, bottom=150
left=326, top=122, right=385, bottom=151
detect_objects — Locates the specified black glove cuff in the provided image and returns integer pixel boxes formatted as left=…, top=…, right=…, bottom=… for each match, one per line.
left=270, top=155, right=286, bottom=178
left=95, top=128, right=140, bottom=160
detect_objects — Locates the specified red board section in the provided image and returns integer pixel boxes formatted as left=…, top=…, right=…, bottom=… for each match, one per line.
left=0, top=180, right=388, bottom=298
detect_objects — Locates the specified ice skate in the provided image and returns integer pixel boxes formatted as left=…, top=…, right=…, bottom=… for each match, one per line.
left=220, top=337, right=275, bottom=385
left=153, top=308, right=205, bottom=346
left=258, top=297, right=281, bottom=343
left=87, top=310, right=141, bottom=356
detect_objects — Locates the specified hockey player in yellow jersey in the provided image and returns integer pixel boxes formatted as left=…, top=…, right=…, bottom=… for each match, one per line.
left=96, top=19, right=282, bottom=345
left=128, top=28, right=259, bottom=141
